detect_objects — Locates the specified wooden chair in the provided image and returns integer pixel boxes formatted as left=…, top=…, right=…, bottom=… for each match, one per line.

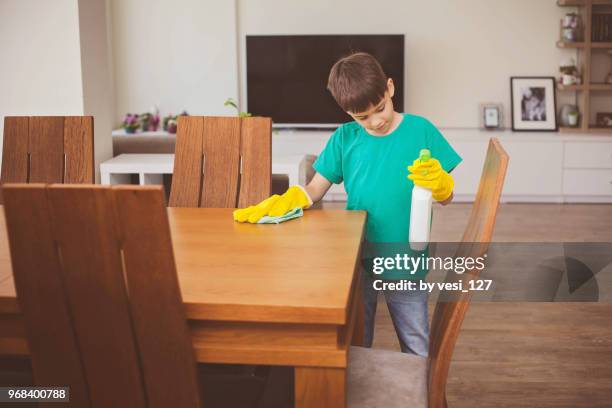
left=169, top=116, right=272, bottom=208
left=0, top=116, right=94, bottom=201
left=346, top=138, right=509, bottom=408
left=2, top=184, right=265, bottom=408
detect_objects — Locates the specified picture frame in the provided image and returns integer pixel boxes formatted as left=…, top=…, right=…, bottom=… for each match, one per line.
left=596, top=112, right=612, bottom=128
left=510, top=77, right=558, bottom=132
left=479, top=103, right=503, bottom=130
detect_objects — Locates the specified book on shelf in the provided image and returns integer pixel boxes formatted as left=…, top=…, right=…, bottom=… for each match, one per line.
left=592, top=13, right=612, bottom=42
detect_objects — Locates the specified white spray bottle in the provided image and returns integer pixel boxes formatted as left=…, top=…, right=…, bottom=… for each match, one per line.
left=409, top=149, right=433, bottom=251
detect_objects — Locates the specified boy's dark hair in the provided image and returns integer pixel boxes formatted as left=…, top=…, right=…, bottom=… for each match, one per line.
left=327, top=52, right=388, bottom=113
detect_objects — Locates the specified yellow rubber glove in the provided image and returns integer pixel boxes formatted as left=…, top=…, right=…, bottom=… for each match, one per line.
left=233, top=185, right=312, bottom=223
left=407, top=157, right=454, bottom=202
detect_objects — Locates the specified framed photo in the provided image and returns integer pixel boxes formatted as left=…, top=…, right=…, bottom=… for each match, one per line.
left=480, top=103, right=503, bottom=129
left=596, top=112, right=612, bottom=128
left=510, top=77, right=557, bottom=131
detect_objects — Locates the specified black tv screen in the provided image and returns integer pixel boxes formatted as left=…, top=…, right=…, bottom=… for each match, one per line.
left=246, top=35, right=404, bottom=127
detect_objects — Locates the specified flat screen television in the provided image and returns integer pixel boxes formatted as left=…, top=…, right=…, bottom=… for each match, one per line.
left=246, top=35, right=404, bottom=128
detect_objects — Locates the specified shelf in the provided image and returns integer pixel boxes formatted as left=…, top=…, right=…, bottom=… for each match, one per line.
left=557, top=1, right=612, bottom=137
left=557, top=41, right=586, bottom=48
left=556, top=41, right=612, bottom=49
left=557, top=0, right=584, bottom=6
left=560, top=126, right=612, bottom=134
left=558, top=83, right=612, bottom=91
left=590, top=83, right=612, bottom=91
left=559, top=126, right=585, bottom=133
left=591, top=42, right=612, bottom=49
left=559, top=0, right=612, bottom=5
left=588, top=127, right=612, bottom=134
left=557, top=84, right=586, bottom=91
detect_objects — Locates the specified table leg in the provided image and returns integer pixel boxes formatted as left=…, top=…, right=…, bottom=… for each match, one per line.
left=294, top=367, right=346, bottom=408
left=351, top=275, right=365, bottom=346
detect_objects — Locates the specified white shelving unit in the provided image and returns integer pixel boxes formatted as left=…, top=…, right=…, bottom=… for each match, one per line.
left=100, top=154, right=174, bottom=186
left=100, top=153, right=317, bottom=189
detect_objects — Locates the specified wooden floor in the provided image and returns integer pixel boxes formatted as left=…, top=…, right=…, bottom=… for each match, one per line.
left=324, top=201, right=612, bottom=407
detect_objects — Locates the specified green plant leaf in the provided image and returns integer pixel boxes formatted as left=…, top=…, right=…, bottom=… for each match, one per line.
left=224, top=98, right=239, bottom=110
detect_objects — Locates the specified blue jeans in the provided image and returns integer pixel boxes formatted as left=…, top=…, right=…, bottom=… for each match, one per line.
left=362, top=274, right=430, bottom=357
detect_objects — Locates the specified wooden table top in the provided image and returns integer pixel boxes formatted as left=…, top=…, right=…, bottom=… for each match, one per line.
left=0, top=207, right=366, bottom=325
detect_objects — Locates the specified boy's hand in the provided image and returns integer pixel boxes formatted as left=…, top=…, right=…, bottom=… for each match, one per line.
left=233, top=186, right=312, bottom=223
left=407, top=157, right=454, bottom=202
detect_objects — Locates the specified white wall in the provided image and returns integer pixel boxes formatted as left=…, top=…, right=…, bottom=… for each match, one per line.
left=110, top=0, right=239, bottom=124
left=0, top=0, right=114, bottom=181
left=238, top=0, right=574, bottom=129
left=78, top=0, right=114, bottom=181
left=110, top=0, right=577, bottom=129
left=0, top=0, right=84, bottom=162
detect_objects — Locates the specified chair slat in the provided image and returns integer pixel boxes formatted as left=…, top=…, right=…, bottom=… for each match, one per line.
left=461, top=139, right=509, bottom=244
left=4, top=184, right=206, bottom=407
left=2, top=184, right=90, bottom=407
left=427, top=138, right=509, bottom=408
left=0, top=117, right=29, bottom=204
left=170, top=115, right=272, bottom=208
left=64, top=116, right=94, bottom=184
left=47, top=186, right=146, bottom=408
left=115, top=186, right=201, bottom=408
left=238, top=117, right=272, bottom=208
left=1, top=116, right=93, bottom=205
left=169, top=116, right=205, bottom=207
left=1, top=117, right=29, bottom=184
left=201, top=117, right=241, bottom=208
left=28, top=117, right=64, bottom=183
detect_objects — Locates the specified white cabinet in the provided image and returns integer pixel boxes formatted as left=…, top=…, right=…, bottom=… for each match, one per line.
left=563, top=169, right=612, bottom=196
left=441, top=132, right=612, bottom=203
left=562, top=141, right=612, bottom=201
left=564, top=142, right=612, bottom=169
left=445, top=135, right=565, bottom=202
left=272, top=129, right=612, bottom=203
left=501, top=141, right=564, bottom=200
left=449, top=140, right=488, bottom=198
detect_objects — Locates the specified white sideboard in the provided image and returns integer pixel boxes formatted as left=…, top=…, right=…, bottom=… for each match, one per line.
left=101, top=129, right=612, bottom=203
left=271, top=128, right=612, bottom=203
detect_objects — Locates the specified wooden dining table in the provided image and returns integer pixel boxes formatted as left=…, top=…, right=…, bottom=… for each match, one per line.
left=0, top=207, right=366, bottom=407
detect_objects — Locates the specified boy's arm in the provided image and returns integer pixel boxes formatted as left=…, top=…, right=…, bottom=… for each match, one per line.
left=304, top=173, right=332, bottom=204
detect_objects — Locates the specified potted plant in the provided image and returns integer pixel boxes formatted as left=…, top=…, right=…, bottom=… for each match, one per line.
left=166, top=118, right=178, bottom=134
left=163, top=111, right=188, bottom=134
left=122, top=113, right=140, bottom=134
left=224, top=98, right=252, bottom=118
left=559, top=58, right=580, bottom=86
left=140, top=107, right=160, bottom=131
left=568, top=110, right=580, bottom=127
left=162, top=114, right=175, bottom=132
left=140, top=113, right=153, bottom=131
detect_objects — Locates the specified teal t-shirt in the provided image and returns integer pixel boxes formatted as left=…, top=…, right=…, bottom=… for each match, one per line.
left=313, top=114, right=462, bottom=278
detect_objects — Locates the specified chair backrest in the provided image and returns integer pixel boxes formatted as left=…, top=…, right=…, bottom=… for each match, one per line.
left=169, top=116, right=272, bottom=208
left=2, top=184, right=201, bottom=408
left=427, top=138, right=509, bottom=408
left=1, top=116, right=94, bottom=185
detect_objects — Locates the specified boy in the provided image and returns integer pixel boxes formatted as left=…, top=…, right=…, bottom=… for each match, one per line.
left=234, top=52, right=462, bottom=356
